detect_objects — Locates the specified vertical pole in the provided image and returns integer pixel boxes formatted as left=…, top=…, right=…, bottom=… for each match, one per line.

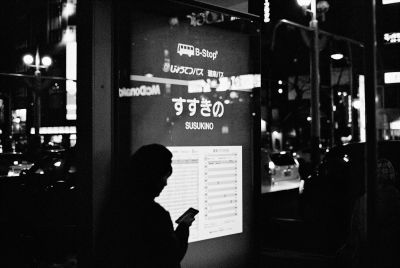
left=310, top=0, right=320, bottom=167
left=329, top=58, right=335, bottom=147
left=4, top=93, right=12, bottom=151
left=34, top=69, right=41, bottom=137
left=365, top=0, right=377, bottom=267
left=77, top=0, right=94, bottom=264
left=347, top=43, right=356, bottom=140
left=267, top=80, right=273, bottom=150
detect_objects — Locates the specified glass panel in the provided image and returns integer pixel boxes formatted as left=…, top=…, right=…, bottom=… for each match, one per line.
left=0, top=0, right=78, bottom=266
left=116, top=1, right=260, bottom=267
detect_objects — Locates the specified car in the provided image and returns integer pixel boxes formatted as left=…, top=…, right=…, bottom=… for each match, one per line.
left=262, top=150, right=301, bottom=192
left=7, top=159, right=34, bottom=177
left=299, top=140, right=400, bottom=250
left=0, top=152, right=33, bottom=177
left=302, top=140, right=400, bottom=202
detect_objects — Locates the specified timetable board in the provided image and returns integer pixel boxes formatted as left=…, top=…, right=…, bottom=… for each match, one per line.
left=156, top=146, right=242, bottom=242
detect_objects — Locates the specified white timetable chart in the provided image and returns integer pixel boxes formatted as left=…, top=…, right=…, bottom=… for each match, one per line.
left=156, top=146, right=243, bottom=242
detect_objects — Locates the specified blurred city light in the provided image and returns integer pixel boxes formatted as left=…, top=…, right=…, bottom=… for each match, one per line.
left=297, top=0, right=311, bottom=7
left=229, top=91, right=239, bottom=99
left=384, top=72, right=400, bottom=84
left=23, top=54, right=34, bottom=65
left=41, top=56, right=52, bottom=67
left=330, top=53, right=344, bottom=60
left=62, top=26, right=76, bottom=43
left=66, top=41, right=77, bottom=120
left=30, top=126, right=77, bottom=135
left=261, top=119, right=267, bottom=132
left=382, top=0, right=400, bottom=4
left=383, top=32, right=400, bottom=44
left=23, top=50, right=52, bottom=70
left=62, top=1, right=77, bottom=18
left=352, top=99, right=361, bottom=110
left=268, top=161, right=275, bottom=170
left=264, top=0, right=270, bottom=23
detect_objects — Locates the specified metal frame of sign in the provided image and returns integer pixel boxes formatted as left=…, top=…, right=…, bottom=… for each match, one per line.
left=113, top=0, right=261, bottom=266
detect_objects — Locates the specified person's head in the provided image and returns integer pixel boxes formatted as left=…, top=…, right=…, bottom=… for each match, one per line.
left=129, top=144, right=173, bottom=198
left=377, top=158, right=396, bottom=186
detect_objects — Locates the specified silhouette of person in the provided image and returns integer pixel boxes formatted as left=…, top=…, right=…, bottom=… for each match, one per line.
left=374, top=158, right=400, bottom=268
left=98, top=144, right=194, bottom=268
left=339, top=158, right=400, bottom=268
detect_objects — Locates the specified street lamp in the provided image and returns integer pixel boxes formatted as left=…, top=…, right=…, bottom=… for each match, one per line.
left=23, top=49, right=52, bottom=72
left=330, top=53, right=344, bottom=60
left=297, top=0, right=321, bottom=167
left=270, top=1, right=361, bottom=164
left=22, top=48, right=52, bottom=137
left=297, top=0, right=312, bottom=8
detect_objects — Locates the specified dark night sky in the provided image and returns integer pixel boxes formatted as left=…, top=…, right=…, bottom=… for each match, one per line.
left=0, top=0, right=397, bottom=77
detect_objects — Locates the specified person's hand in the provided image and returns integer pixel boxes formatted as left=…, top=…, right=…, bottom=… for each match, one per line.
left=178, top=214, right=195, bottom=227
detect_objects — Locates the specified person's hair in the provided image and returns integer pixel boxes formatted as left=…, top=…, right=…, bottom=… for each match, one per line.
left=129, top=144, right=172, bottom=185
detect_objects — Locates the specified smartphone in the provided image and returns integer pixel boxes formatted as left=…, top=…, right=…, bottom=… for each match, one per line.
left=175, top=207, right=199, bottom=224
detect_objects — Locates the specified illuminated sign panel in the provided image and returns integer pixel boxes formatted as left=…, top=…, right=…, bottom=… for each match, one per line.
left=66, top=41, right=77, bottom=120
left=359, top=75, right=366, bottom=142
left=384, top=72, right=400, bottom=84
left=264, top=0, right=270, bottom=23
left=384, top=32, right=400, bottom=44
left=116, top=1, right=259, bottom=267
left=382, top=0, right=400, bottom=4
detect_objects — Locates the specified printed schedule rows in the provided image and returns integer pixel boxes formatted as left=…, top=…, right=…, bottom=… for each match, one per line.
left=156, top=146, right=243, bottom=242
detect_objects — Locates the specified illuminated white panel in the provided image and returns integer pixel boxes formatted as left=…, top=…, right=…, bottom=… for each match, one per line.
left=261, top=119, right=267, bottom=132
left=66, top=104, right=77, bottom=120
left=14, top=109, right=27, bottom=122
left=62, top=0, right=77, bottom=18
left=264, top=0, right=270, bottom=23
left=62, top=25, right=76, bottom=43
left=384, top=32, right=400, bottom=44
left=348, top=96, right=352, bottom=124
left=382, top=0, right=400, bottom=4
left=156, top=146, right=243, bottom=243
left=390, top=119, right=400, bottom=129
left=30, top=126, right=77, bottom=135
left=66, top=41, right=77, bottom=120
left=359, top=75, right=366, bottom=142
left=130, top=74, right=261, bottom=94
left=384, top=72, right=400, bottom=84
